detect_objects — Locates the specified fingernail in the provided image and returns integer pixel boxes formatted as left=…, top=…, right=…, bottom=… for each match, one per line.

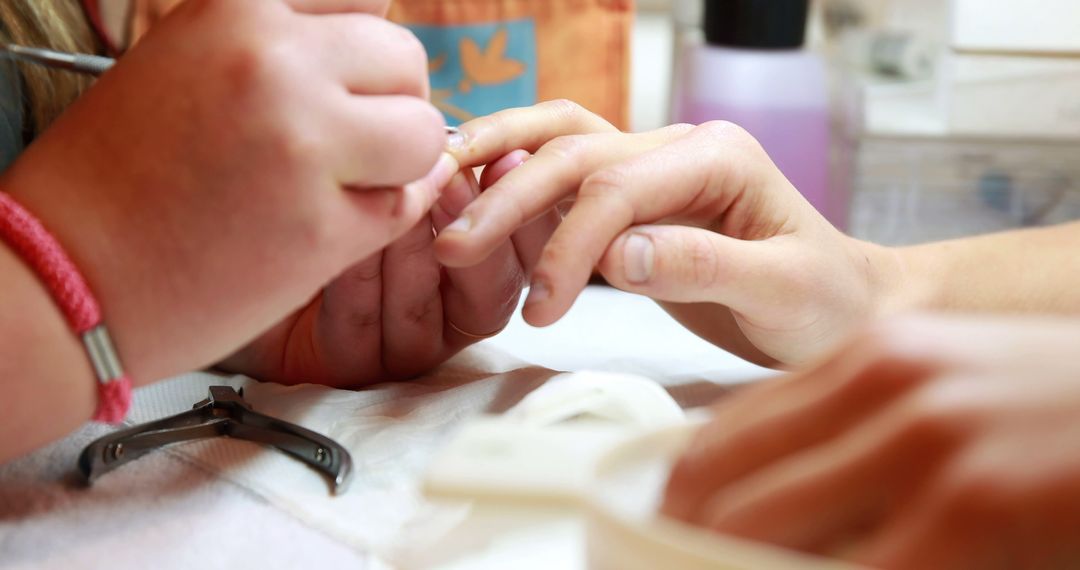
left=508, top=149, right=531, bottom=168
left=526, top=280, right=550, bottom=306
left=624, top=233, right=655, bottom=284
left=445, top=214, right=472, bottom=234
left=447, top=131, right=467, bottom=153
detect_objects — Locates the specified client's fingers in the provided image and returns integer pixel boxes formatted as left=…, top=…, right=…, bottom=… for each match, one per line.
left=517, top=124, right=768, bottom=326
left=437, top=125, right=691, bottom=269
left=475, top=150, right=561, bottom=275
left=479, top=150, right=532, bottom=190
left=432, top=170, right=525, bottom=344
left=449, top=99, right=618, bottom=168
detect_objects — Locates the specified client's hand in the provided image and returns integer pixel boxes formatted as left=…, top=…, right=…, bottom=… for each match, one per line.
left=220, top=165, right=537, bottom=387
left=662, top=316, right=1080, bottom=569
left=435, top=101, right=902, bottom=366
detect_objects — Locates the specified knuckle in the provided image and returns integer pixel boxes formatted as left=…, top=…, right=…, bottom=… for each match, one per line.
left=393, top=25, right=431, bottom=84
left=694, top=121, right=763, bottom=158
left=296, top=212, right=339, bottom=252
left=661, top=122, right=697, bottom=137
left=394, top=104, right=446, bottom=176
left=578, top=170, right=636, bottom=229
left=538, top=241, right=571, bottom=269
left=695, top=120, right=747, bottom=144
left=396, top=236, right=435, bottom=261
left=344, top=305, right=382, bottom=331
left=270, top=125, right=324, bottom=171
left=581, top=167, right=629, bottom=198
left=220, top=34, right=294, bottom=97
left=541, top=98, right=587, bottom=125
left=402, top=294, right=442, bottom=328
left=387, top=199, right=429, bottom=236
left=540, top=134, right=590, bottom=161
left=343, top=17, right=429, bottom=96
left=680, top=231, right=723, bottom=289
left=342, top=260, right=382, bottom=285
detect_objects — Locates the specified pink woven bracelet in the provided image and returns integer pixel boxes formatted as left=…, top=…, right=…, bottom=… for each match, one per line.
left=0, top=191, right=131, bottom=423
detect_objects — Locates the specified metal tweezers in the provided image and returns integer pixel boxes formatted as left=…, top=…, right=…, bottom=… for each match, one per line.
left=79, top=386, right=353, bottom=495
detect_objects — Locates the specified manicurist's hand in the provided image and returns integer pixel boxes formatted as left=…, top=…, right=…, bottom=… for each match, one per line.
left=663, top=316, right=1080, bottom=569
left=201, top=0, right=540, bottom=388
left=0, top=0, right=449, bottom=385
left=220, top=162, right=538, bottom=387
left=434, top=101, right=904, bottom=366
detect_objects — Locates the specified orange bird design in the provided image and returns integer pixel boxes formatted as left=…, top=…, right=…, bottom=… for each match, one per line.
left=458, top=28, right=526, bottom=94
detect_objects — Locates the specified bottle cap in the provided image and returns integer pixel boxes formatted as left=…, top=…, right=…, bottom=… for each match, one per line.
left=704, top=0, right=809, bottom=49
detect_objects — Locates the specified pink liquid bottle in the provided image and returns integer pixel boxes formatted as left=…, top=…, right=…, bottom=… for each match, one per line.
left=673, top=0, right=842, bottom=227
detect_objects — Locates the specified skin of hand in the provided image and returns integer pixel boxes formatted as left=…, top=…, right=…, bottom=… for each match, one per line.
left=661, top=315, right=1080, bottom=569
left=0, top=0, right=450, bottom=386
left=434, top=101, right=904, bottom=367
left=218, top=156, right=550, bottom=387
left=109, top=0, right=531, bottom=387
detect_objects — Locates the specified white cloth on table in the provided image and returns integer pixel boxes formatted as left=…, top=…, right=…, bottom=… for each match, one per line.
left=0, top=287, right=774, bottom=569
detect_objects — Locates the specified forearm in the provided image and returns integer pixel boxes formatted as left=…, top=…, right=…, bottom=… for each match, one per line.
left=0, top=241, right=97, bottom=463
left=875, top=222, right=1080, bottom=315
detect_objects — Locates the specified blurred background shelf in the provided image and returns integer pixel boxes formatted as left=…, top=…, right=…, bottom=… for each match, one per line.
left=632, top=0, right=1080, bottom=245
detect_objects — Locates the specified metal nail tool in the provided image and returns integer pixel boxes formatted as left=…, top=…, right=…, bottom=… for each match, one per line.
left=2, top=43, right=115, bottom=76
left=78, top=386, right=354, bottom=495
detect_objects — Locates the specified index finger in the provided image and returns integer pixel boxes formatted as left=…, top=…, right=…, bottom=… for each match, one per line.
left=449, top=99, right=618, bottom=169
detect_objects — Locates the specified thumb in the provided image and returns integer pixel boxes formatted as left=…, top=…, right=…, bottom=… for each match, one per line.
left=598, top=225, right=792, bottom=311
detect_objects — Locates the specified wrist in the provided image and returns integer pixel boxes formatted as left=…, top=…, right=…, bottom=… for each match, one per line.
left=0, top=158, right=157, bottom=383
left=0, top=220, right=101, bottom=461
left=0, top=183, right=136, bottom=423
left=849, top=237, right=937, bottom=318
